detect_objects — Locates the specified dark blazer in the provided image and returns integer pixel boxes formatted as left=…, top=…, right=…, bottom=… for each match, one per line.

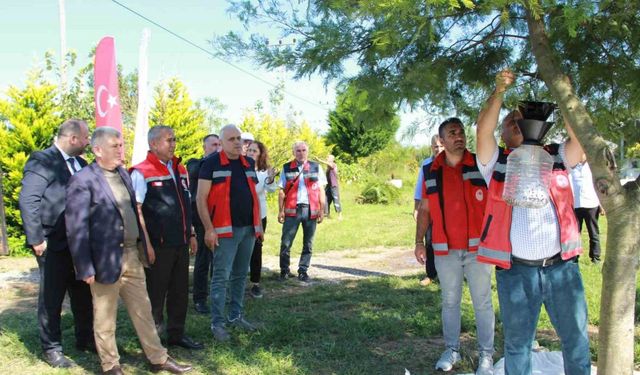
left=65, top=163, right=149, bottom=284
left=19, top=145, right=87, bottom=252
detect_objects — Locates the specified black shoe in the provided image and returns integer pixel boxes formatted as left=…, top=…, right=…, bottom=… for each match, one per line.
left=150, top=356, right=192, bottom=373
left=591, top=258, right=601, bottom=264
left=250, top=284, right=263, bottom=298
left=297, top=272, right=310, bottom=282
left=279, top=271, right=295, bottom=281
left=44, top=351, right=75, bottom=368
left=76, top=341, right=98, bottom=353
left=167, top=336, right=204, bottom=350
left=104, top=365, right=125, bottom=374
left=193, top=301, right=210, bottom=314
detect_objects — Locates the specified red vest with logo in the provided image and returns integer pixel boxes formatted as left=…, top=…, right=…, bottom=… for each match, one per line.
left=205, top=151, right=263, bottom=238
left=130, top=152, right=191, bottom=248
left=477, top=145, right=583, bottom=269
left=283, top=160, right=322, bottom=219
left=423, top=150, right=488, bottom=255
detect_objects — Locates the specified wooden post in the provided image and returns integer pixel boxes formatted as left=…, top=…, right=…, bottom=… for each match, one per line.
left=0, top=172, right=9, bottom=255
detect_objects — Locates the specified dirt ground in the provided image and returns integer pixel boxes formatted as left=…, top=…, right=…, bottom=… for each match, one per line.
left=0, top=246, right=423, bottom=313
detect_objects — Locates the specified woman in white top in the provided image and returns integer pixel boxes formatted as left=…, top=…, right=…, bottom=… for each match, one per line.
left=246, top=141, right=278, bottom=298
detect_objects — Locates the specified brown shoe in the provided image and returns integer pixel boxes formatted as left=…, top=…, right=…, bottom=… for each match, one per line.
left=150, top=357, right=192, bottom=374
left=104, top=365, right=125, bottom=375
left=419, top=277, right=432, bottom=286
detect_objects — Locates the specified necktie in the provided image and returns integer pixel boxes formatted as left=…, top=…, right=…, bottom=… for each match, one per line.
left=67, top=157, right=79, bottom=174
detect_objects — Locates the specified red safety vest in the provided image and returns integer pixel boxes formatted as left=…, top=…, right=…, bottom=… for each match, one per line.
left=477, top=145, right=583, bottom=269
left=282, top=160, right=322, bottom=219
left=423, top=150, right=488, bottom=255
left=205, top=151, right=263, bottom=238
left=130, top=152, right=191, bottom=247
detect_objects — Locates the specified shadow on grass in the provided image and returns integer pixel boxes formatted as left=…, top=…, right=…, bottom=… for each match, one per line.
left=0, top=274, right=548, bottom=374
left=312, top=264, right=393, bottom=278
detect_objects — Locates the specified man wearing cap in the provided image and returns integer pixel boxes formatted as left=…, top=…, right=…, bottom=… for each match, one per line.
left=241, top=132, right=254, bottom=156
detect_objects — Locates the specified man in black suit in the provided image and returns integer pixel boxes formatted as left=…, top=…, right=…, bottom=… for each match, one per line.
left=18, top=119, right=94, bottom=368
left=66, top=127, right=191, bottom=375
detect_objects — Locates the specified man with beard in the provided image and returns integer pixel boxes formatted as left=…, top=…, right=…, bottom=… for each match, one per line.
left=414, top=118, right=495, bottom=375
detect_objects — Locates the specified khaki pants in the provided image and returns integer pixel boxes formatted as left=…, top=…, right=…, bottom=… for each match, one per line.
left=90, top=246, right=167, bottom=371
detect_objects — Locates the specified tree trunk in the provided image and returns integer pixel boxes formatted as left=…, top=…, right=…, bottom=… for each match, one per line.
left=0, top=172, right=8, bottom=255
left=525, top=5, right=640, bottom=375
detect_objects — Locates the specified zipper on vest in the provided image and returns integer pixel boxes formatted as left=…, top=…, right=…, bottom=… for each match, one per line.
left=172, top=170, right=188, bottom=243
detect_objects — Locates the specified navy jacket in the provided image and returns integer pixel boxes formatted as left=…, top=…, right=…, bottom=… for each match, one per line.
left=19, top=145, right=87, bottom=252
left=65, top=163, right=149, bottom=284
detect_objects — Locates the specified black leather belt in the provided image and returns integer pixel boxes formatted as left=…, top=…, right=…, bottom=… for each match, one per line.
left=512, top=252, right=563, bottom=267
left=297, top=203, right=309, bottom=207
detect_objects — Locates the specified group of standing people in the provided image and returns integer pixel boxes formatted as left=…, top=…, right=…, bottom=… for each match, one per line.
left=18, top=118, right=340, bottom=373
left=414, top=69, right=593, bottom=375
left=18, top=71, right=598, bottom=375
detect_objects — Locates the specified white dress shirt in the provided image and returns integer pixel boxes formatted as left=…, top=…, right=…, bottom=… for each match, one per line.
left=477, top=144, right=570, bottom=260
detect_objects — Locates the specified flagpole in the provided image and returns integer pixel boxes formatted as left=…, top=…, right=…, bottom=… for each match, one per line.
left=58, top=0, right=67, bottom=92
left=132, top=28, right=151, bottom=166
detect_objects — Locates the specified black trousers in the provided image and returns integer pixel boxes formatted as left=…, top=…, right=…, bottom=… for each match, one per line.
left=36, top=248, right=93, bottom=353
left=249, top=217, right=267, bottom=283
left=575, top=207, right=601, bottom=261
left=145, top=245, right=189, bottom=341
left=192, top=223, right=212, bottom=304
left=324, top=186, right=342, bottom=214
left=424, top=225, right=437, bottom=279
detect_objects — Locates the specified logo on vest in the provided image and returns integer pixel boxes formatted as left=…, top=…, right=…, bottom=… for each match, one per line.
left=311, top=182, right=319, bottom=191
left=556, top=174, right=569, bottom=188
left=181, top=178, right=189, bottom=191
left=475, top=189, right=484, bottom=201
left=152, top=181, right=163, bottom=187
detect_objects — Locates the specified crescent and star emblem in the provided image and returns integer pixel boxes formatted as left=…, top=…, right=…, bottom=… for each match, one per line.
left=96, top=84, right=119, bottom=118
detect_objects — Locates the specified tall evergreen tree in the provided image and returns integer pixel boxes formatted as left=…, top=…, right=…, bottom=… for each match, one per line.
left=150, top=78, right=208, bottom=162
left=327, top=83, right=399, bottom=161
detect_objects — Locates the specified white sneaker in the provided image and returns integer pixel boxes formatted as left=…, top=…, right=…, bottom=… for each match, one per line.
left=476, top=352, right=494, bottom=375
left=435, top=348, right=461, bottom=371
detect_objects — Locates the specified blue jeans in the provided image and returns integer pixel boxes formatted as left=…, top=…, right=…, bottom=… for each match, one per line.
left=496, top=259, right=591, bottom=375
left=434, top=251, right=494, bottom=354
left=279, top=205, right=317, bottom=274
left=210, top=226, right=256, bottom=327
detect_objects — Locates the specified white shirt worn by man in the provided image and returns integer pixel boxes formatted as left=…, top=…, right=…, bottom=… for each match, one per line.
left=569, top=162, right=600, bottom=209
left=130, top=159, right=175, bottom=204
left=279, top=162, right=327, bottom=205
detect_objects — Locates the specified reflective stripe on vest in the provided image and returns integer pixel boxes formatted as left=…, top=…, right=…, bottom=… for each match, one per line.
left=212, top=170, right=232, bottom=178
left=215, top=226, right=232, bottom=235
left=144, top=175, right=173, bottom=183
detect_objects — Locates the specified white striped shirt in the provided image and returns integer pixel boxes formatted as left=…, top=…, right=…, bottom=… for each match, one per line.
left=477, top=144, right=568, bottom=260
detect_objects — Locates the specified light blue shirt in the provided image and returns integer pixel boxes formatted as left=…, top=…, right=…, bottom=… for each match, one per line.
left=130, top=159, right=174, bottom=204
left=414, top=157, right=434, bottom=200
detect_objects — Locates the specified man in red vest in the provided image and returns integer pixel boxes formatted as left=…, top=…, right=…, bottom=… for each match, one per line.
left=414, top=118, right=495, bottom=375
left=278, top=141, right=326, bottom=282
left=476, top=69, right=590, bottom=375
left=130, top=125, right=203, bottom=351
left=196, top=124, right=263, bottom=342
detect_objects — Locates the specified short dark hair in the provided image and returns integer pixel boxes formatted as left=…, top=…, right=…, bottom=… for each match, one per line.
left=438, top=117, right=463, bottom=138
left=203, top=134, right=219, bottom=143
left=58, top=119, right=87, bottom=137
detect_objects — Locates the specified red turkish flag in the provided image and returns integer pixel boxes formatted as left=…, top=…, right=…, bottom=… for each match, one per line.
left=94, top=37, right=123, bottom=132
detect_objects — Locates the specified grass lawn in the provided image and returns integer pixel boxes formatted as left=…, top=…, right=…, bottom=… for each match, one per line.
left=0, top=183, right=638, bottom=374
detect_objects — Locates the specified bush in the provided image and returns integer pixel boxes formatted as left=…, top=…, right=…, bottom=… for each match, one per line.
left=357, top=180, right=401, bottom=204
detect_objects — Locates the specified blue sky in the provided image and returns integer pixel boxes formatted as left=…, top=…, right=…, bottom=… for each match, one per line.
left=0, top=0, right=338, bottom=132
